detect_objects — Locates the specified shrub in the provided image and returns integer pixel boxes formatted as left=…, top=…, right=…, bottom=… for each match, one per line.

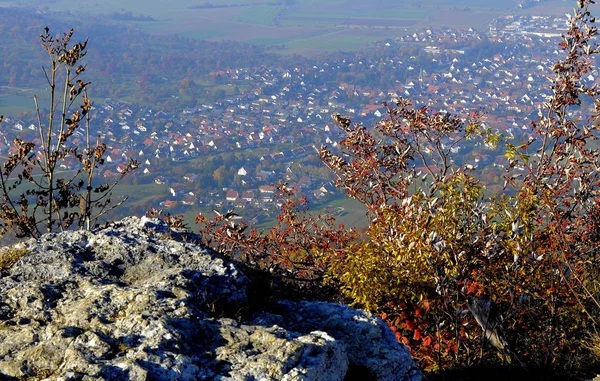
left=0, top=28, right=137, bottom=239
left=322, top=100, right=517, bottom=370
left=198, top=0, right=600, bottom=375
left=196, top=184, right=357, bottom=299
left=319, top=0, right=600, bottom=374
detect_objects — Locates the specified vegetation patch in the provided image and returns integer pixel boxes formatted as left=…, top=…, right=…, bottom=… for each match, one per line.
left=0, top=245, right=28, bottom=271
left=198, top=1, right=600, bottom=377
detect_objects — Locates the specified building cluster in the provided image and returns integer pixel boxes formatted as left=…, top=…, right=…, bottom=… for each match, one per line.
left=0, top=14, right=594, bottom=215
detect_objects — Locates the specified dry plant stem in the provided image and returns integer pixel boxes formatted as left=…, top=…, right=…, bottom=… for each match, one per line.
left=44, top=58, right=57, bottom=233
left=0, top=27, right=136, bottom=238
left=82, top=89, right=94, bottom=231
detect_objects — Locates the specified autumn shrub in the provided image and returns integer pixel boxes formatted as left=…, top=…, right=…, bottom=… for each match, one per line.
left=318, top=0, right=600, bottom=374
left=196, top=184, right=357, bottom=299
left=197, top=0, right=600, bottom=375
left=0, top=28, right=137, bottom=239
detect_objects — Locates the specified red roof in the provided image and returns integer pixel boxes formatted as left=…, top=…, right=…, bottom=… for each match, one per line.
left=364, top=104, right=382, bottom=111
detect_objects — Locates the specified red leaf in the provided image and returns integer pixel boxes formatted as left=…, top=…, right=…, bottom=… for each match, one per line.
left=413, top=329, right=422, bottom=341
left=395, top=331, right=402, bottom=342
left=422, top=336, right=432, bottom=346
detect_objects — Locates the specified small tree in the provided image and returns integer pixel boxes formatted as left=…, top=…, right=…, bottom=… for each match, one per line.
left=0, top=27, right=137, bottom=239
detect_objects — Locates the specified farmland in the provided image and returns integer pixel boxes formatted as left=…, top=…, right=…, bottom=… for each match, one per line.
left=0, top=0, right=575, bottom=55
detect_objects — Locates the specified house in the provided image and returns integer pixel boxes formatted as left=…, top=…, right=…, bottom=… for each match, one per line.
left=226, top=190, right=239, bottom=202
left=241, top=190, right=254, bottom=202
left=183, top=173, right=199, bottom=183
left=182, top=193, right=197, bottom=206
left=234, top=199, right=249, bottom=209
left=259, top=185, right=276, bottom=202
left=313, top=184, right=335, bottom=199
left=116, top=163, right=129, bottom=173
left=154, top=176, right=170, bottom=185
left=259, top=185, right=276, bottom=194
left=163, top=200, right=178, bottom=209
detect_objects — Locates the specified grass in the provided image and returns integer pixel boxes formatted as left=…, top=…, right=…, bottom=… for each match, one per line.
left=278, top=19, right=335, bottom=28
left=302, top=0, right=346, bottom=5
left=177, top=29, right=231, bottom=39
left=283, top=33, right=376, bottom=53
left=312, top=195, right=368, bottom=229
left=515, top=0, right=576, bottom=15
left=0, top=88, right=49, bottom=117
left=2, top=0, right=540, bottom=56
left=0, top=87, right=108, bottom=120
left=201, top=194, right=369, bottom=233
left=288, top=8, right=430, bottom=20
left=0, top=245, right=28, bottom=271
left=235, top=5, right=283, bottom=25
left=107, top=182, right=168, bottom=217
left=0, top=169, right=162, bottom=239
left=110, top=182, right=167, bottom=200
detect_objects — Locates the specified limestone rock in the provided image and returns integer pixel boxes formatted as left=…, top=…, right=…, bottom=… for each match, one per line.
left=0, top=216, right=421, bottom=380
left=254, top=301, right=420, bottom=381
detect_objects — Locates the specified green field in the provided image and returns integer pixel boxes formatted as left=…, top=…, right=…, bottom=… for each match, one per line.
left=313, top=195, right=368, bottom=230
left=278, top=31, right=382, bottom=55
left=288, top=8, right=431, bottom=19
left=235, top=5, right=283, bottom=25
left=0, top=88, right=52, bottom=117
left=2, top=0, right=575, bottom=55
left=0, top=93, right=37, bottom=116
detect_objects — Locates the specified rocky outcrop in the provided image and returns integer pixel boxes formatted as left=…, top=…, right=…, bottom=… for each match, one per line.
left=0, top=217, right=421, bottom=381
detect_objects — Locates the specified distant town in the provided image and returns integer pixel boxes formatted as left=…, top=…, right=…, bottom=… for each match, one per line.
left=1, top=13, right=593, bottom=224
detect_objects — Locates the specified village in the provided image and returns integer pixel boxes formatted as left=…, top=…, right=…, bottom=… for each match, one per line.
left=0, top=13, right=594, bottom=220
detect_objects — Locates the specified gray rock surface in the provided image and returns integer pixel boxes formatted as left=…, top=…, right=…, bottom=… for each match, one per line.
left=0, top=216, right=421, bottom=380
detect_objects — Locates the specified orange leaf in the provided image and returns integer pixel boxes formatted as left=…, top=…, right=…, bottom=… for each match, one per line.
left=405, top=320, right=415, bottom=330
left=413, top=329, right=421, bottom=341
left=451, top=344, right=458, bottom=353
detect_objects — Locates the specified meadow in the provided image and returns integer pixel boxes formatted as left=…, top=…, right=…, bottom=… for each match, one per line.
left=0, top=91, right=40, bottom=116
left=0, top=0, right=573, bottom=55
